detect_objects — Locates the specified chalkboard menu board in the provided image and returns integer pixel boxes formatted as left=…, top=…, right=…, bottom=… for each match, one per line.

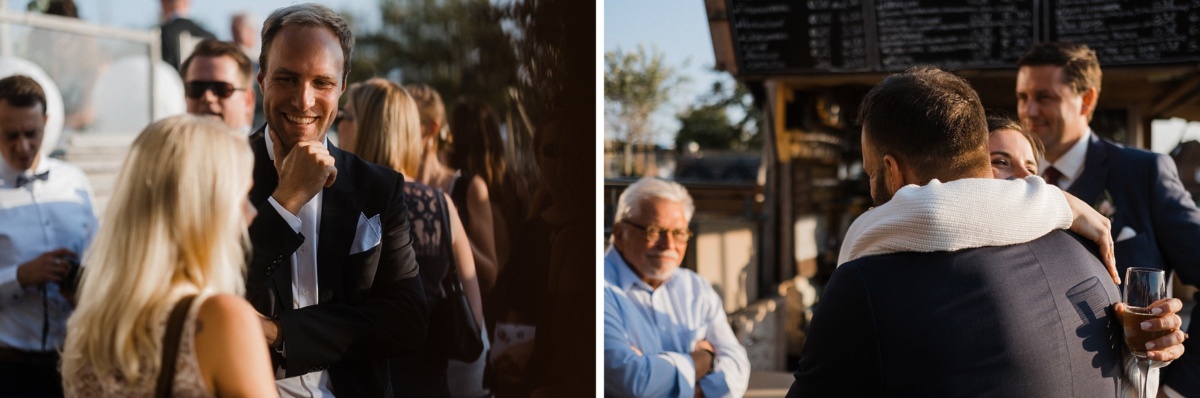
left=727, top=0, right=1200, bottom=76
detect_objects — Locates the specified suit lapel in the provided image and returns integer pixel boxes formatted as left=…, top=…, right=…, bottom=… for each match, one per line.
left=317, top=144, right=357, bottom=303
left=1068, top=134, right=1109, bottom=214
left=249, top=128, right=294, bottom=315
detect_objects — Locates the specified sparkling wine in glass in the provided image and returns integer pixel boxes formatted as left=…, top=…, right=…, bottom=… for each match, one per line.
left=1122, top=267, right=1167, bottom=398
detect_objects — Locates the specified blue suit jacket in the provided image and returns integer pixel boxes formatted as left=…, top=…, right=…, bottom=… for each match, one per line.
left=1066, top=134, right=1200, bottom=393
left=789, top=231, right=1123, bottom=396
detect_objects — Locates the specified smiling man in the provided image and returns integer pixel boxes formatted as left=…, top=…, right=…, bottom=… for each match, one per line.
left=1016, top=42, right=1200, bottom=395
left=243, top=4, right=426, bottom=397
left=603, top=177, right=749, bottom=398
left=180, top=38, right=255, bottom=133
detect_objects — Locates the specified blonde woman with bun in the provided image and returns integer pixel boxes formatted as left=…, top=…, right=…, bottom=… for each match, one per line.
left=340, top=78, right=486, bottom=397
left=62, top=115, right=277, bottom=397
left=404, top=83, right=499, bottom=295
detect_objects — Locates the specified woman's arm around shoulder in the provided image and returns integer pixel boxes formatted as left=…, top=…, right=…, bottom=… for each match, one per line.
left=194, top=293, right=280, bottom=398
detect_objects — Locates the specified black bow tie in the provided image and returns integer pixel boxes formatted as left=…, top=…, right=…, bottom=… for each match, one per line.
left=15, top=170, right=49, bottom=188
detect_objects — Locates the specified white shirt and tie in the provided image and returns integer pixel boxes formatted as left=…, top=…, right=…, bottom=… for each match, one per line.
left=1039, top=128, right=1092, bottom=190
left=0, top=156, right=96, bottom=353
left=264, top=128, right=334, bottom=397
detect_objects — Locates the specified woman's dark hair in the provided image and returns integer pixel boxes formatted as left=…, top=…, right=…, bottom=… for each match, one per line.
left=986, top=111, right=1044, bottom=164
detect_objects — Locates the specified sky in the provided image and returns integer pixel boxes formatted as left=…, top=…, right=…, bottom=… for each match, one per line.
left=4, top=0, right=384, bottom=39
left=604, top=0, right=727, bottom=148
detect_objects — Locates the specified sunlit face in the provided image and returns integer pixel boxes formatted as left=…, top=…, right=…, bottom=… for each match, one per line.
left=0, top=100, right=46, bottom=172
left=258, top=25, right=344, bottom=151
left=1016, top=65, right=1089, bottom=151
left=337, top=97, right=357, bottom=152
left=612, top=199, right=689, bottom=288
left=989, top=128, right=1038, bottom=179
left=185, top=55, right=254, bottom=131
left=861, top=132, right=892, bottom=206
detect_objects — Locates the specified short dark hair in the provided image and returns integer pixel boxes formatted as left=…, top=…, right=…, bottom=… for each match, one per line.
left=179, top=39, right=254, bottom=86
left=859, top=66, right=989, bottom=182
left=1018, top=42, right=1102, bottom=97
left=986, top=110, right=1044, bottom=163
left=259, top=3, right=354, bottom=85
left=0, top=75, right=47, bottom=115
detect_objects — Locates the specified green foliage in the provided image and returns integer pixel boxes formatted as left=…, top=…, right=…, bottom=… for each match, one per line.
left=352, top=0, right=517, bottom=114
left=605, top=45, right=685, bottom=175
left=676, top=75, right=762, bottom=152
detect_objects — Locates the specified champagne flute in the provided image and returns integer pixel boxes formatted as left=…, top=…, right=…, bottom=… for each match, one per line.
left=1121, top=267, right=1168, bottom=398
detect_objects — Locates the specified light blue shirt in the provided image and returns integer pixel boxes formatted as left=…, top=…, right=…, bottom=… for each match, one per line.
left=0, top=156, right=96, bottom=352
left=603, top=246, right=749, bottom=398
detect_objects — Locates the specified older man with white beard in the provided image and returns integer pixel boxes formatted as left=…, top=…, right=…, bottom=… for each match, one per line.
left=603, top=178, right=750, bottom=398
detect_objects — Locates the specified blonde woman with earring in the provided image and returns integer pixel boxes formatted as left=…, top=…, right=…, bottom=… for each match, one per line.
left=62, top=115, right=277, bottom=397
left=405, top=84, right=499, bottom=296
left=340, top=78, right=487, bottom=397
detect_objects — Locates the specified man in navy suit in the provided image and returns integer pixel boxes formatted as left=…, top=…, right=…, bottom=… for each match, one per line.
left=1016, top=42, right=1200, bottom=394
left=789, top=67, right=1186, bottom=396
left=244, top=4, right=427, bottom=397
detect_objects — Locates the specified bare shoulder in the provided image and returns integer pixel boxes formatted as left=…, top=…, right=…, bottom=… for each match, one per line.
left=468, top=175, right=491, bottom=201
left=196, top=294, right=260, bottom=332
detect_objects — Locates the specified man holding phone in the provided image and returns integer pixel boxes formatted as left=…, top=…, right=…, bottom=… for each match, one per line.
left=0, top=74, right=96, bottom=397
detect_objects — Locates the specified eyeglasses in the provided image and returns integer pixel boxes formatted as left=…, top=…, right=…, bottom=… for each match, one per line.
left=184, top=81, right=245, bottom=99
left=621, top=220, right=692, bottom=243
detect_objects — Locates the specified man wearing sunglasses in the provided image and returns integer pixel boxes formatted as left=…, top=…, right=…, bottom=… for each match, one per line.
left=179, top=38, right=255, bottom=133
left=604, top=177, right=750, bottom=398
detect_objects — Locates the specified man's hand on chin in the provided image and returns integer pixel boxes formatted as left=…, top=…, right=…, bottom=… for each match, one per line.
left=269, top=128, right=337, bottom=215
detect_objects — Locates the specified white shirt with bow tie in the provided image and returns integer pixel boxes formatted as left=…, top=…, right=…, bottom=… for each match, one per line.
left=0, top=155, right=96, bottom=352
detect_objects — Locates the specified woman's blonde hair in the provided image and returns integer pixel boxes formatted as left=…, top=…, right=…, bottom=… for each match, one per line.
left=62, top=115, right=253, bottom=386
left=348, top=78, right=422, bottom=176
left=404, top=83, right=447, bottom=142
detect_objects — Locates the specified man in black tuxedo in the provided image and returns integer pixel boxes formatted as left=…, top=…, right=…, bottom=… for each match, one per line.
left=244, top=4, right=426, bottom=397
left=158, top=0, right=215, bottom=71
left=788, top=67, right=1185, bottom=396
left=1016, top=42, right=1200, bottom=394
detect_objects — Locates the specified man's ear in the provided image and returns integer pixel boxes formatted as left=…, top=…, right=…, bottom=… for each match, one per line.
left=883, top=154, right=905, bottom=196
left=1080, top=87, right=1098, bottom=117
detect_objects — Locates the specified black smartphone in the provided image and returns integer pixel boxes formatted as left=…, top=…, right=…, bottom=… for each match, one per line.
left=61, top=258, right=81, bottom=293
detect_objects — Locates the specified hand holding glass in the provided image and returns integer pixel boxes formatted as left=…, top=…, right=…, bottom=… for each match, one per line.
left=1121, top=267, right=1167, bottom=398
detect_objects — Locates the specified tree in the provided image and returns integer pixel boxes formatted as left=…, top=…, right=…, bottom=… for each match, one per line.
left=604, top=45, right=684, bottom=176
left=352, top=0, right=517, bottom=114
left=675, top=73, right=762, bottom=152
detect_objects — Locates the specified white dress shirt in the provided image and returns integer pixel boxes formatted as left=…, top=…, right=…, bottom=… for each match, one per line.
left=0, top=156, right=96, bottom=352
left=1039, top=127, right=1092, bottom=190
left=603, top=247, right=750, bottom=398
left=264, top=128, right=333, bottom=397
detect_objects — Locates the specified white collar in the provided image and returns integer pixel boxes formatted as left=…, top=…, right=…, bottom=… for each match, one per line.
left=1039, top=127, right=1091, bottom=184
left=0, top=154, right=50, bottom=186
left=604, top=245, right=672, bottom=292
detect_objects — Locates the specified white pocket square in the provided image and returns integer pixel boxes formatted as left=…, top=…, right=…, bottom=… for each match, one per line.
left=1116, top=226, right=1137, bottom=243
left=350, top=213, right=381, bottom=255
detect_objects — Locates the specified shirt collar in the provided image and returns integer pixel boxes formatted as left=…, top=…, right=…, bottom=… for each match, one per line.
left=604, top=245, right=673, bottom=292
left=0, top=154, right=50, bottom=188
left=1040, top=127, right=1091, bottom=184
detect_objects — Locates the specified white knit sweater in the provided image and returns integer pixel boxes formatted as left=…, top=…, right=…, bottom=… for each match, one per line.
left=836, top=175, right=1158, bottom=396
left=837, top=176, right=1073, bottom=265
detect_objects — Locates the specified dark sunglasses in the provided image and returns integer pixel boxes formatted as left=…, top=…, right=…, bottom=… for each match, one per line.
left=185, top=81, right=245, bottom=99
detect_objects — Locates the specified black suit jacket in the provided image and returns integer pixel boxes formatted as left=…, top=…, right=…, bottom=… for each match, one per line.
left=789, top=231, right=1123, bottom=397
left=245, top=128, right=427, bottom=397
left=1066, top=134, right=1200, bottom=393
left=159, top=17, right=214, bottom=70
